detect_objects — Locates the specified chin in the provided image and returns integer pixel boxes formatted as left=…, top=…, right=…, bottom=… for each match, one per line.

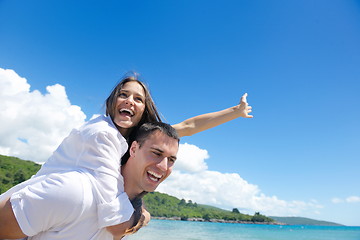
left=145, top=186, right=158, bottom=193
left=116, top=121, right=135, bottom=129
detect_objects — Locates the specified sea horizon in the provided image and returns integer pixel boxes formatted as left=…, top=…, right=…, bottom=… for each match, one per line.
left=128, top=219, right=360, bottom=240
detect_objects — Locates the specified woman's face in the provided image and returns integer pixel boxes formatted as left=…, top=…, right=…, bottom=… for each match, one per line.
left=113, top=81, right=146, bottom=135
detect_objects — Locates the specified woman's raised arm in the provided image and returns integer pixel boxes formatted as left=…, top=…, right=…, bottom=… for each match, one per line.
left=172, top=93, right=253, bottom=137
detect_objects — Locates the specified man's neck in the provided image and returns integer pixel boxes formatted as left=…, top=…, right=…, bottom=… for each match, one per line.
left=121, top=165, right=140, bottom=200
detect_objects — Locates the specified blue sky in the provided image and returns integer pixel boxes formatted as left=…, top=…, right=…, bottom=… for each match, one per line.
left=0, top=0, right=359, bottom=226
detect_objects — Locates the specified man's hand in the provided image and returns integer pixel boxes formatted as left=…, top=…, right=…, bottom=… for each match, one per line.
left=142, top=208, right=151, bottom=226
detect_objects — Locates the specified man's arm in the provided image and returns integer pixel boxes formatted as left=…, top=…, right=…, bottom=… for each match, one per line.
left=173, top=93, right=253, bottom=137
left=0, top=198, right=27, bottom=239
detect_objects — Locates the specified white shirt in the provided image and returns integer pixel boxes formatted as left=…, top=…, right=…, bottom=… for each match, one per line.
left=0, top=115, right=134, bottom=239
left=35, top=114, right=133, bottom=227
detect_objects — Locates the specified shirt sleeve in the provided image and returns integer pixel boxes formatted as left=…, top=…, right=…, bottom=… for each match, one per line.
left=78, top=131, right=134, bottom=227
left=78, top=131, right=125, bottom=201
left=97, top=192, right=134, bottom=228
left=10, top=172, right=87, bottom=236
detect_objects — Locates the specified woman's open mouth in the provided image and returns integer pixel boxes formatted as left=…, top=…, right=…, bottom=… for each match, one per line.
left=119, top=108, right=134, bottom=118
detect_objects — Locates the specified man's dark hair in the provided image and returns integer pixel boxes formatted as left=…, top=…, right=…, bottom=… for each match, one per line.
left=121, top=122, right=179, bottom=165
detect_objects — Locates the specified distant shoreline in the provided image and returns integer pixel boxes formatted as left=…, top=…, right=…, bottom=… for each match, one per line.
left=152, top=216, right=287, bottom=225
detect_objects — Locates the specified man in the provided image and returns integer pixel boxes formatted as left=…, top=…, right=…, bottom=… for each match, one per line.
left=0, top=122, right=179, bottom=240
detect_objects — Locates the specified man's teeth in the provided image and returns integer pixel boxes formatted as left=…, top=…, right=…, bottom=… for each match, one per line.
left=148, top=171, right=162, bottom=181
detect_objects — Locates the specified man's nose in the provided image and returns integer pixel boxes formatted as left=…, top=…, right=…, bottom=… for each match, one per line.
left=156, top=158, right=168, bottom=171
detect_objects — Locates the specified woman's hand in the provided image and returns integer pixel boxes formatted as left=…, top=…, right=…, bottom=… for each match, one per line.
left=236, top=93, right=253, bottom=118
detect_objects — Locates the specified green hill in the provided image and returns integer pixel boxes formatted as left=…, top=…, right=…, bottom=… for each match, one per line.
left=143, top=191, right=273, bottom=223
left=0, top=154, right=41, bottom=194
left=270, top=216, right=344, bottom=226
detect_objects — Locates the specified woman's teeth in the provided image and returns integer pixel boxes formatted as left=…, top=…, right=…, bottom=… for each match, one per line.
left=120, top=108, right=134, bottom=116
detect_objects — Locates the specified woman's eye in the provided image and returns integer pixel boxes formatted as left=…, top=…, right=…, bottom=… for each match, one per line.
left=135, top=97, right=144, bottom=103
left=118, top=92, right=127, bottom=98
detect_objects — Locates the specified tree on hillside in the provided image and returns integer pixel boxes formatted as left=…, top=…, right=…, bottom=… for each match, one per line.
left=251, top=212, right=274, bottom=223
left=179, top=199, right=186, bottom=206
left=232, top=208, right=240, bottom=214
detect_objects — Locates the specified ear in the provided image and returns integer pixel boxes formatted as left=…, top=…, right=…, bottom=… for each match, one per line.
left=129, top=141, right=139, bottom=157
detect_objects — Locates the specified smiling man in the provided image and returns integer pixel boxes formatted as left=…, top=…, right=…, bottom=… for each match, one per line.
left=122, top=122, right=179, bottom=199
left=107, top=122, right=180, bottom=239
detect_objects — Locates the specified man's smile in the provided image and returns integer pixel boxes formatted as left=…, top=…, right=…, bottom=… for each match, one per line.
left=147, top=170, right=162, bottom=182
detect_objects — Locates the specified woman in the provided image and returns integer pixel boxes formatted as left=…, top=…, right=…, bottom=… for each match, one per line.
left=0, top=74, right=253, bottom=239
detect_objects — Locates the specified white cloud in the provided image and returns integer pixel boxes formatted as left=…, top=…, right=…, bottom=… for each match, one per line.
left=332, top=198, right=344, bottom=204
left=158, top=142, right=323, bottom=216
left=346, top=196, right=360, bottom=203
left=331, top=196, right=360, bottom=204
left=0, top=68, right=86, bottom=162
left=175, top=143, right=209, bottom=172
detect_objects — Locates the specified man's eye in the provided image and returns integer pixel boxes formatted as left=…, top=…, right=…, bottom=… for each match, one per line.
left=152, top=151, right=161, bottom=156
left=168, top=158, right=176, bottom=164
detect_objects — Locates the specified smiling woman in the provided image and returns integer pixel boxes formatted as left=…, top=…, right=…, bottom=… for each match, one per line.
left=106, top=76, right=162, bottom=140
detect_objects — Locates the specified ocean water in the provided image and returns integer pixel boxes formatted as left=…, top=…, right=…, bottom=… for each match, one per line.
left=128, top=219, right=360, bottom=240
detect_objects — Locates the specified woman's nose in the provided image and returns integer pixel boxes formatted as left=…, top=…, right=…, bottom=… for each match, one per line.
left=125, top=95, right=134, bottom=105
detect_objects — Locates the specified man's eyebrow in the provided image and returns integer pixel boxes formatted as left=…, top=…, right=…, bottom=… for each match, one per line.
left=150, top=147, right=177, bottom=160
left=150, top=147, right=164, bottom=153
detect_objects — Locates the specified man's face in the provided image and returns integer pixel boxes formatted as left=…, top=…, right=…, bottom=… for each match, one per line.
left=123, top=130, right=179, bottom=197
